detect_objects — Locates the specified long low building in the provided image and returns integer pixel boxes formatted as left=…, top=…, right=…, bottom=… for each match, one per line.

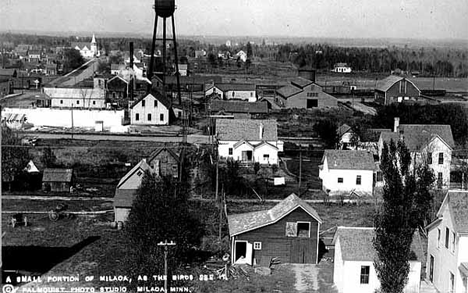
left=43, top=87, right=106, bottom=109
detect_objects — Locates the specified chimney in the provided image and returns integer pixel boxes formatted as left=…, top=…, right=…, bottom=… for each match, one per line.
left=259, top=123, right=264, bottom=140
left=394, top=117, right=400, bottom=133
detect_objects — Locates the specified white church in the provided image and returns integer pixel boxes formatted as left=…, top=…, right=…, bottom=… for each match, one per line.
left=71, top=34, right=100, bottom=59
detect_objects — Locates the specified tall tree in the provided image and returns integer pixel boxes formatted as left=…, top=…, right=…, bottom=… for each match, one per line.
left=373, top=140, right=434, bottom=293
left=62, top=48, right=85, bottom=74
left=124, top=173, right=203, bottom=287
left=1, top=126, right=30, bottom=190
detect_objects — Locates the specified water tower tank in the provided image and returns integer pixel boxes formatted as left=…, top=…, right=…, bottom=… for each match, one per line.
left=154, top=0, right=175, bottom=18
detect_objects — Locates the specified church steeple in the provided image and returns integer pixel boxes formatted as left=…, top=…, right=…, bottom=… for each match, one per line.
left=91, top=34, right=97, bottom=44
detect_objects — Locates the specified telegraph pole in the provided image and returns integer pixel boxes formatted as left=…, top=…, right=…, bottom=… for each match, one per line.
left=71, top=103, right=74, bottom=139
left=0, top=105, right=3, bottom=282
left=298, top=144, right=302, bottom=194
left=157, top=240, right=176, bottom=293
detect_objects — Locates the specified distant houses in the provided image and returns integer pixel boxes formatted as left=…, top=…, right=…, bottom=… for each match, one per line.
left=332, top=63, right=352, bottom=73
left=228, top=193, right=322, bottom=265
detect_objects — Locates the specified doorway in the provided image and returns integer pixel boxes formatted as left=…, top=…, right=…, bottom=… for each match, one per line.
left=242, top=150, right=253, bottom=161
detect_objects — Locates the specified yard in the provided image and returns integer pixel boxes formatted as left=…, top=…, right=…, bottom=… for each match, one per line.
left=3, top=198, right=376, bottom=292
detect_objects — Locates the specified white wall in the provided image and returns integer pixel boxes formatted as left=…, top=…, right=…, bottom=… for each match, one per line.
left=427, top=204, right=460, bottom=293
left=319, top=161, right=374, bottom=196
left=422, top=139, right=452, bottom=188
left=130, top=93, right=169, bottom=125
left=225, top=90, right=257, bottom=102
left=218, top=140, right=281, bottom=165
left=457, top=237, right=468, bottom=293
left=115, top=207, right=130, bottom=223
left=333, top=239, right=344, bottom=292
left=2, top=107, right=124, bottom=129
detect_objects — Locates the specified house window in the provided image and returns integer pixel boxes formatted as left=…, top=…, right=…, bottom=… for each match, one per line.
left=437, top=228, right=441, bottom=248
left=450, top=272, right=455, bottom=293
left=60, top=100, right=63, bottom=104
left=306, top=99, right=318, bottom=108
left=356, top=175, right=362, bottom=185
left=228, top=148, right=233, bottom=155
left=445, top=227, right=450, bottom=249
left=142, top=100, right=145, bottom=107
left=438, top=153, right=444, bottom=164
left=376, top=171, right=383, bottom=182
left=263, top=154, right=270, bottom=160
left=337, top=177, right=343, bottom=183
left=136, top=170, right=143, bottom=177
left=297, top=222, right=311, bottom=238
left=76, top=100, right=80, bottom=105
left=160, top=113, right=164, bottom=121
left=285, top=222, right=297, bottom=237
left=438, top=172, right=443, bottom=188
left=135, top=113, right=139, bottom=121
left=148, top=114, right=152, bottom=121
left=253, top=242, right=262, bottom=250
left=427, top=152, right=432, bottom=164
left=112, top=92, right=116, bottom=99
left=452, top=231, right=456, bottom=253
left=154, top=100, right=158, bottom=107
left=92, top=101, right=96, bottom=105
left=360, top=266, right=370, bottom=284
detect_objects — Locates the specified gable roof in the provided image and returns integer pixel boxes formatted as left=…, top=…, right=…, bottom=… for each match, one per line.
left=42, top=168, right=73, bottom=182
left=322, top=150, right=375, bottom=170
left=380, top=124, right=455, bottom=151
left=216, top=119, right=278, bottom=141
left=332, top=227, right=424, bottom=262
left=130, top=89, right=172, bottom=109
left=435, top=190, right=468, bottom=234
left=43, top=87, right=105, bottom=100
left=0, top=68, right=17, bottom=77
left=228, top=193, right=322, bottom=236
left=116, top=159, right=151, bottom=189
left=337, top=124, right=353, bottom=137
left=147, top=147, right=180, bottom=164
left=375, top=75, right=405, bottom=92
left=291, top=77, right=313, bottom=89
left=276, top=85, right=302, bottom=98
left=210, top=100, right=268, bottom=114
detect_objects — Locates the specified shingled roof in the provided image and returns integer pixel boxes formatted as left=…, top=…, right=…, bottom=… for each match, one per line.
left=215, top=83, right=256, bottom=92
left=436, top=190, right=468, bottom=234
left=42, top=169, right=73, bottom=183
left=216, top=119, right=278, bottom=141
left=276, top=85, right=302, bottom=98
left=228, top=193, right=322, bottom=237
left=116, top=159, right=152, bottom=189
left=375, top=75, right=420, bottom=93
left=291, top=77, right=314, bottom=89
left=337, top=124, right=353, bottom=137
left=130, top=89, right=171, bottom=109
left=332, top=227, right=424, bottom=262
left=322, top=150, right=375, bottom=170
left=210, top=100, right=268, bottom=114
left=380, top=124, right=455, bottom=151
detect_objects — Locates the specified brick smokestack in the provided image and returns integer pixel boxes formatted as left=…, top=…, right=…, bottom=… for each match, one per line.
left=129, top=42, right=134, bottom=101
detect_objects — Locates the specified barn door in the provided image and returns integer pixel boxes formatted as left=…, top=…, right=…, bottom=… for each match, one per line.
left=290, top=239, right=313, bottom=264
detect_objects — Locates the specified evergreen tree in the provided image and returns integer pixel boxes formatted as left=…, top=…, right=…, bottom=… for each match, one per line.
left=373, top=140, right=434, bottom=293
left=124, top=172, right=203, bottom=287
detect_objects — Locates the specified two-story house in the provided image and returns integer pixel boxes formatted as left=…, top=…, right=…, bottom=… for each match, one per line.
left=276, top=77, right=338, bottom=109
left=216, top=119, right=283, bottom=165
left=426, top=190, right=468, bottom=293
left=319, top=150, right=376, bottom=196
left=129, top=90, right=171, bottom=125
left=378, top=118, right=454, bottom=188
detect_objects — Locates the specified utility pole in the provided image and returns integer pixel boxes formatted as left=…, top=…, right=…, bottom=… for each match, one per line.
left=157, top=240, right=176, bottom=293
left=0, top=105, right=3, bottom=283
left=71, top=103, right=74, bottom=139
left=298, top=144, right=302, bottom=194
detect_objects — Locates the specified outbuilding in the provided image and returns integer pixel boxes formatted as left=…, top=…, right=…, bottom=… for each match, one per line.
left=42, top=168, right=74, bottom=192
left=227, top=193, right=322, bottom=266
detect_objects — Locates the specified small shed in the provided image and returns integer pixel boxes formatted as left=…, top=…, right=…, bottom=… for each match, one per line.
left=227, top=193, right=322, bottom=266
left=42, top=168, right=74, bottom=192
left=147, top=147, right=181, bottom=179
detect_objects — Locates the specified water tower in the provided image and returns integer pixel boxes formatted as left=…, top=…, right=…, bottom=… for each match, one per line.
left=147, top=0, right=182, bottom=105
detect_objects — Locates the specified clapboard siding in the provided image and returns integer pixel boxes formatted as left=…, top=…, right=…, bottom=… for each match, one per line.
left=234, top=207, right=319, bottom=265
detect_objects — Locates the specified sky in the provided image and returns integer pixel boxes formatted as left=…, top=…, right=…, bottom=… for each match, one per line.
left=1, top=0, right=467, bottom=40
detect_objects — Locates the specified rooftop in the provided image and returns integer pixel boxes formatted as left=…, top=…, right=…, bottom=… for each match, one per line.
left=322, top=150, right=375, bottom=170
left=228, top=193, right=322, bottom=236
left=42, top=168, right=73, bottom=183
left=216, top=119, right=278, bottom=141
left=210, top=100, right=268, bottom=114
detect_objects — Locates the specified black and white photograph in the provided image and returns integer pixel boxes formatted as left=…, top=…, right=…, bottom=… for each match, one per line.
left=0, top=0, right=467, bottom=292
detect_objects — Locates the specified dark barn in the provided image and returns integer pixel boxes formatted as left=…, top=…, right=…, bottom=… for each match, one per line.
left=228, top=194, right=322, bottom=266
left=42, top=168, right=74, bottom=192
left=374, top=75, right=421, bottom=105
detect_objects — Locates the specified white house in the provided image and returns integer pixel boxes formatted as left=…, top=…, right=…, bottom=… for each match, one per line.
left=216, top=119, right=283, bottom=165
left=337, top=124, right=359, bottom=149
left=213, top=83, right=257, bottom=102
left=319, top=150, right=375, bottom=196
left=426, top=190, right=468, bottom=293
left=378, top=117, right=454, bottom=188
left=333, top=226, right=423, bottom=293
left=235, top=50, right=247, bottom=62
left=44, top=87, right=106, bottom=109
left=114, top=159, right=152, bottom=223
left=129, top=90, right=171, bottom=125
left=333, top=63, right=352, bottom=73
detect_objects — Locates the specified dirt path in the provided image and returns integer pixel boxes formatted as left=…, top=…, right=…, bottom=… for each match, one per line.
left=291, top=264, right=319, bottom=292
